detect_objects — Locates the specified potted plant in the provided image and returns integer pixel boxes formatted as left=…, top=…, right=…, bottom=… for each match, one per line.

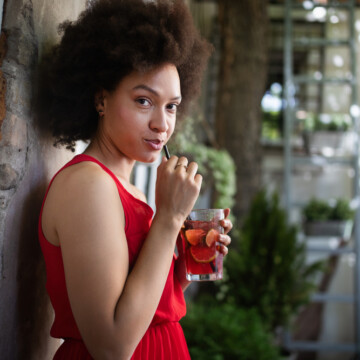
left=301, top=113, right=354, bottom=155
left=303, top=198, right=354, bottom=238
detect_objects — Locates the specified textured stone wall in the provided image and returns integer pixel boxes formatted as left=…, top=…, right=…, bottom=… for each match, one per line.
left=0, top=0, right=86, bottom=359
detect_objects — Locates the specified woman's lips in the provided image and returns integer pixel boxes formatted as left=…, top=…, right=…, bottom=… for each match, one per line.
left=144, top=139, right=163, bottom=150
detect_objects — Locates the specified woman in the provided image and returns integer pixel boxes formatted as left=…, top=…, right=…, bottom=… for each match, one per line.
left=38, top=0, right=232, bottom=359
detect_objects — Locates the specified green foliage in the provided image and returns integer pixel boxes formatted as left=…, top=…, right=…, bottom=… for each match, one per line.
left=302, top=113, right=351, bottom=132
left=303, top=198, right=355, bottom=222
left=180, top=189, right=324, bottom=358
left=184, top=143, right=236, bottom=209
left=303, top=198, right=332, bottom=221
left=170, top=116, right=236, bottom=209
left=181, top=299, right=282, bottom=360
left=220, top=190, right=323, bottom=331
left=262, top=112, right=282, bottom=140
left=332, top=199, right=355, bottom=220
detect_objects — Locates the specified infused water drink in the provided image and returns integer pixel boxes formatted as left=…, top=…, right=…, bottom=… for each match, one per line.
left=180, top=209, right=224, bottom=281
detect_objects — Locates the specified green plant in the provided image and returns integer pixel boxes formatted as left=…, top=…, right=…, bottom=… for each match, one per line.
left=303, top=198, right=332, bottom=221
left=332, top=199, right=355, bottom=220
left=182, top=143, right=236, bottom=209
left=262, top=111, right=282, bottom=140
left=181, top=298, right=282, bottom=360
left=303, top=198, right=354, bottom=222
left=219, top=190, right=323, bottom=331
left=302, top=113, right=351, bottom=132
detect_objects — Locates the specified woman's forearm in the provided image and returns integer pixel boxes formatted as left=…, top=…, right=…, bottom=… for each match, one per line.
left=109, top=213, right=183, bottom=357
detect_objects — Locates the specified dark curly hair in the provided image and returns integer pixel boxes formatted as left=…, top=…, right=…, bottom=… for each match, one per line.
left=37, top=0, right=212, bottom=150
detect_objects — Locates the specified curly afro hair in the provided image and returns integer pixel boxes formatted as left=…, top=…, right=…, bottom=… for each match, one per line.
left=38, top=0, right=212, bottom=150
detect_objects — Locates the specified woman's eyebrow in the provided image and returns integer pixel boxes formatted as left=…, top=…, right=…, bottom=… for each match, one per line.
left=132, top=84, right=182, bottom=101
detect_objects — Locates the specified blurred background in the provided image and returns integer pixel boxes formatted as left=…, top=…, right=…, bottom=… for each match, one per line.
left=136, top=1, right=360, bottom=359
left=0, top=0, right=360, bottom=359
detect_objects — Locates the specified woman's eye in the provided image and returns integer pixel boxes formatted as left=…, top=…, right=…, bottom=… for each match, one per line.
left=136, top=98, right=151, bottom=106
left=167, top=103, right=178, bottom=112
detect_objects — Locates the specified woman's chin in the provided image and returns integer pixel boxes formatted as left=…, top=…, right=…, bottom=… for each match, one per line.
left=137, top=153, right=161, bottom=164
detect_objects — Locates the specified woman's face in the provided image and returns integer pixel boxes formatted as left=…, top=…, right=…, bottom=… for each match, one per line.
left=98, top=63, right=181, bottom=163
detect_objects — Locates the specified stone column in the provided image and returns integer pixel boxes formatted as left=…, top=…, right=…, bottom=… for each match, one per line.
left=0, top=0, right=86, bottom=359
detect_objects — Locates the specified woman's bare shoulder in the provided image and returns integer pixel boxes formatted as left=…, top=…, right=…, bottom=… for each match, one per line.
left=52, top=160, right=122, bottom=217
left=55, top=160, right=113, bottom=187
left=42, top=160, right=122, bottom=245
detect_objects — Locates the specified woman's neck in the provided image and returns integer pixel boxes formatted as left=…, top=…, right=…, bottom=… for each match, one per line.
left=84, top=139, right=135, bottom=183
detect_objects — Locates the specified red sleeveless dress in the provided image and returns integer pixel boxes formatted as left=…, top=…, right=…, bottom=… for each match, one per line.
left=38, top=154, right=191, bottom=359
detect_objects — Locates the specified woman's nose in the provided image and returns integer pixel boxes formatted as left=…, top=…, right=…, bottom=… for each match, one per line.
left=149, top=109, right=169, bottom=133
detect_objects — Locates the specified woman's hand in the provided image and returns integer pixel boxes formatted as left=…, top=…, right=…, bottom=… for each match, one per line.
left=218, top=208, right=232, bottom=256
left=155, top=155, right=202, bottom=228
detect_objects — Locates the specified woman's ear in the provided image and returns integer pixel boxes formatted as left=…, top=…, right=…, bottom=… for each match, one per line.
left=94, top=90, right=105, bottom=114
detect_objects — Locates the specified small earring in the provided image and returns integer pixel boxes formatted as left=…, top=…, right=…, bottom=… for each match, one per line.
left=98, top=110, right=104, bottom=117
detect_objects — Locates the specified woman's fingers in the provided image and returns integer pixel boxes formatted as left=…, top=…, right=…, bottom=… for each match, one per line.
left=164, top=156, right=199, bottom=178
left=156, top=155, right=202, bottom=220
left=186, top=161, right=198, bottom=177
left=218, top=244, right=229, bottom=256
left=220, top=208, right=233, bottom=234
left=174, top=156, right=189, bottom=171
left=220, top=219, right=233, bottom=234
left=166, top=156, right=201, bottom=186
left=218, top=233, right=231, bottom=247
left=218, top=226, right=231, bottom=257
left=165, top=155, right=179, bottom=168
